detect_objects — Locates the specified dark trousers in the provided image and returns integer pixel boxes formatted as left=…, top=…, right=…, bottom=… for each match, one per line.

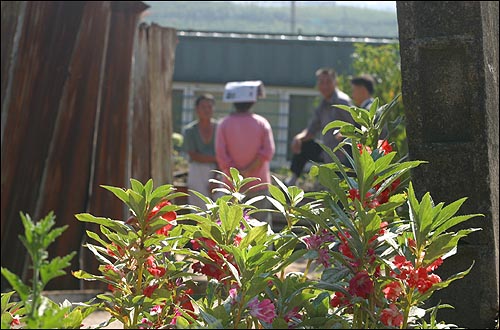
left=290, top=139, right=355, bottom=177
left=290, top=140, right=324, bottom=177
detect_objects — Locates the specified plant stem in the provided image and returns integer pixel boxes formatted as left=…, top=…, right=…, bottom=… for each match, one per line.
left=29, top=249, right=41, bottom=320
left=132, top=263, right=144, bottom=327
left=402, top=290, right=413, bottom=329
left=302, top=259, right=312, bottom=282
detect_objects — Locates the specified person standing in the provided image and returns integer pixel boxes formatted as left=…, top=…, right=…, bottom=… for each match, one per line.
left=286, top=68, right=355, bottom=186
left=183, top=94, right=218, bottom=209
left=215, top=81, right=275, bottom=224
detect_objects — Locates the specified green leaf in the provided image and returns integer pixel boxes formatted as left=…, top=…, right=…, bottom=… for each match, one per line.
left=149, top=184, right=175, bottom=205
left=128, top=189, right=146, bottom=218
left=322, top=120, right=354, bottom=135
left=42, top=226, right=68, bottom=250
left=277, top=249, right=308, bottom=271
left=423, top=229, right=481, bottom=265
left=198, top=306, right=223, bottom=328
left=189, top=189, right=213, bottom=206
left=86, top=230, right=110, bottom=247
left=374, top=161, right=426, bottom=187
left=19, top=212, right=35, bottom=246
left=130, top=178, right=145, bottom=194
left=144, top=179, right=154, bottom=199
left=268, top=184, right=286, bottom=204
left=75, top=213, right=129, bottom=235
left=1, top=268, right=30, bottom=301
left=267, top=196, right=286, bottom=214
left=219, top=202, right=242, bottom=237
left=432, top=214, right=483, bottom=238
left=369, top=97, right=380, bottom=118
left=419, top=262, right=475, bottom=301
left=335, top=104, right=371, bottom=127
left=318, top=143, right=351, bottom=185
left=318, top=166, right=348, bottom=208
left=230, top=167, right=242, bottom=183
left=101, top=185, right=130, bottom=206
left=1, top=291, right=15, bottom=312
left=239, top=225, right=268, bottom=249
left=373, top=152, right=396, bottom=174
left=40, top=252, right=76, bottom=285
left=431, top=197, right=468, bottom=230
left=72, top=270, right=107, bottom=282
left=272, top=175, right=291, bottom=201
left=84, top=244, right=114, bottom=266
left=417, top=192, right=435, bottom=239
left=374, top=193, right=407, bottom=213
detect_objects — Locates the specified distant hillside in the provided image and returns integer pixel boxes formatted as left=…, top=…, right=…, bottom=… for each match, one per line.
left=142, top=1, right=398, bottom=38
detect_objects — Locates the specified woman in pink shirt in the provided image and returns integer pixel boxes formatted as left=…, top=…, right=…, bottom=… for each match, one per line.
left=215, top=101, right=275, bottom=223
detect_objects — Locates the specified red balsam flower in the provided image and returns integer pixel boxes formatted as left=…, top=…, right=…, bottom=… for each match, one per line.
left=380, top=303, right=403, bottom=327
left=348, top=271, right=374, bottom=299
left=147, top=199, right=177, bottom=236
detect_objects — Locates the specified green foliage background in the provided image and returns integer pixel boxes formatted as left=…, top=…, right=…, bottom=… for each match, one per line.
left=142, top=1, right=398, bottom=37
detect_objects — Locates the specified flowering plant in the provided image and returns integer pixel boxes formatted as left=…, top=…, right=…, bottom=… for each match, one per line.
left=63, top=96, right=482, bottom=329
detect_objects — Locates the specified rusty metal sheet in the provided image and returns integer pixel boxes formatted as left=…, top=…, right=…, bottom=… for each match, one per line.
left=148, top=24, right=177, bottom=186
left=37, top=2, right=112, bottom=290
left=83, top=1, right=148, bottom=287
left=1, top=1, right=26, bottom=141
left=0, top=0, right=179, bottom=291
left=1, top=1, right=86, bottom=289
left=131, top=23, right=152, bottom=183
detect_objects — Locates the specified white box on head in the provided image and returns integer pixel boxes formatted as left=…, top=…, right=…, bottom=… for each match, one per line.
left=222, top=80, right=266, bottom=103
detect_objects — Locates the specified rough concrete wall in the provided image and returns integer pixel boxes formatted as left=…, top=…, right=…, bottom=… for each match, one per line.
left=397, top=1, right=499, bottom=328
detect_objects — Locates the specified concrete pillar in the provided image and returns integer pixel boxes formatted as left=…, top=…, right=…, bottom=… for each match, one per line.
left=397, top=1, right=498, bottom=328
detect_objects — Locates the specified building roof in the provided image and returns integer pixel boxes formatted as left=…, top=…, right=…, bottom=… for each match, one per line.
left=173, top=30, right=398, bottom=87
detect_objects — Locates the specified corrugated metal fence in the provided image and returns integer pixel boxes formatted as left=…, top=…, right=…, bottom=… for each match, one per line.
left=1, top=1, right=177, bottom=290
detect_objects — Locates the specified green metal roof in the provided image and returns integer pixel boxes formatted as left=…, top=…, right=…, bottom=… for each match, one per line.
left=173, top=31, right=398, bottom=87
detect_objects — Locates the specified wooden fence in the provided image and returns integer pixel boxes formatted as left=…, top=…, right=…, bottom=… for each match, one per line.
left=1, top=1, right=177, bottom=290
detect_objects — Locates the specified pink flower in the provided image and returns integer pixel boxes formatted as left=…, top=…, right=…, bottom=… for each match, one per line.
left=380, top=303, right=403, bottom=327
left=140, top=317, right=153, bottom=328
left=248, top=297, right=277, bottom=324
left=348, top=271, right=374, bottom=299
left=318, top=248, right=331, bottom=267
left=150, top=304, right=163, bottom=315
left=229, top=287, right=238, bottom=304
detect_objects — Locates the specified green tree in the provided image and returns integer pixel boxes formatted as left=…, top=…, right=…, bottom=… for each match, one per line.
left=338, top=43, right=408, bottom=159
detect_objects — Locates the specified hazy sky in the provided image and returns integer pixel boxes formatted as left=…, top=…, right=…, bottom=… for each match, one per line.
left=231, top=1, right=397, bottom=12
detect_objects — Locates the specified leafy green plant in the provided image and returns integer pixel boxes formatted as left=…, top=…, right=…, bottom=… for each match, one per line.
left=71, top=96, right=481, bottom=329
left=1, top=212, right=99, bottom=329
